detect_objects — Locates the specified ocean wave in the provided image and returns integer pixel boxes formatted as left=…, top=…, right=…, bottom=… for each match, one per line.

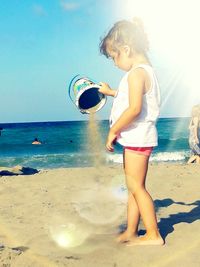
left=106, top=153, right=123, bottom=164
left=150, top=151, right=189, bottom=162
left=0, top=153, right=82, bottom=169
left=158, top=137, right=188, bottom=145
left=0, top=150, right=191, bottom=170
left=106, top=151, right=190, bottom=164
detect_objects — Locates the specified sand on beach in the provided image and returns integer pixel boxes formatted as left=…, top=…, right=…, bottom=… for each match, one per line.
left=0, top=163, right=200, bottom=267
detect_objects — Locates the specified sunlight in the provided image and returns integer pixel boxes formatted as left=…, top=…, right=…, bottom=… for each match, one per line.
left=115, top=0, right=200, bottom=116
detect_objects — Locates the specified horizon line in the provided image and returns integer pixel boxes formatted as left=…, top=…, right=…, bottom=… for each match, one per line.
left=0, top=116, right=190, bottom=125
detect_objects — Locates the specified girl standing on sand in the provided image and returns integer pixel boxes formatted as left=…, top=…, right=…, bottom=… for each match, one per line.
left=98, top=18, right=164, bottom=246
left=187, top=105, right=200, bottom=164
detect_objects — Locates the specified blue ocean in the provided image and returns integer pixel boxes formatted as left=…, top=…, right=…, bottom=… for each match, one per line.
left=0, top=117, right=191, bottom=169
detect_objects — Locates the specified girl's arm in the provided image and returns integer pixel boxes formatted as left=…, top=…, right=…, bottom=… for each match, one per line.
left=106, top=69, right=144, bottom=151
left=98, top=82, right=116, bottom=97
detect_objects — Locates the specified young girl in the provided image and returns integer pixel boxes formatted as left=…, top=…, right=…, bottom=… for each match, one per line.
left=187, top=105, right=200, bottom=164
left=98, top=18, right=164, bottom=246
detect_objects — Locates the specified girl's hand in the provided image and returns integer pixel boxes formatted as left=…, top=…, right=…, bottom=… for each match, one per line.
left=106, top=130, right=117, bottom=152
left=99, top=82, right=115, bottom=97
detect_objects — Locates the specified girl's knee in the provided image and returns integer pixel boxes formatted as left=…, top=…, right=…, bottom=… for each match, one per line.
left=131, top=188, right=145, bottom=197
left=126, top=181, right=145, bottom=196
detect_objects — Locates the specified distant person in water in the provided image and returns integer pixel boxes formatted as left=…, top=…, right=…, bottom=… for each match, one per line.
left=187, top=105, right=200, bottom=164
left=32, top=138, right=42, bottom=145
left=0, top=127, right=3, bottom=136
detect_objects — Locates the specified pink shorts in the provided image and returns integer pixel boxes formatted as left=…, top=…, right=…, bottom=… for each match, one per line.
left=124, top=146, right=153, bottom=156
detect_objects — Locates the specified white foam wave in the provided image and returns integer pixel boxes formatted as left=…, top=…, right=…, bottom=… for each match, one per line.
left=150, top=151, right=189, bottom=162
left=106, top=153, right=123, bottom=164
left=107, top=151, right=190, bottom=164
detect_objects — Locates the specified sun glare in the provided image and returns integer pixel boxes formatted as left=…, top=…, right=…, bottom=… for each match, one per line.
left=115, top=0, right=200, bottom=114
left=49, top=223, right=90, bottom=248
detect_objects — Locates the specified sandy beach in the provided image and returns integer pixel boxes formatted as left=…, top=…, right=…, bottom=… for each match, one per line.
left=0, top=163, right=200, bottom=267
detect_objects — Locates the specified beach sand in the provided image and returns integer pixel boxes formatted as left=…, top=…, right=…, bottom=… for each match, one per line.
left=0, top=163, right=200, bottom=267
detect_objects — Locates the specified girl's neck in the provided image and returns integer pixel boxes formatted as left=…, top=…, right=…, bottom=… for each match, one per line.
left=130, top=53, right=150, bottom=68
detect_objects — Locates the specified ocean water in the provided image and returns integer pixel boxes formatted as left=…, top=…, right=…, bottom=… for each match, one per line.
left=0, top=118, right=191, bottom=169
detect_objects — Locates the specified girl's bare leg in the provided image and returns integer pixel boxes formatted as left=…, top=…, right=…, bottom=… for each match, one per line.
left=116, top=192, right=140, bottom=242
left=117, top=150, right=140, bottom=242
left=124, top=150, right=164, bottom=245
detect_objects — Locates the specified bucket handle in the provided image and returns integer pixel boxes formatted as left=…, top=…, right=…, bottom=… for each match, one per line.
left=68, top=74, right=80, bottom=105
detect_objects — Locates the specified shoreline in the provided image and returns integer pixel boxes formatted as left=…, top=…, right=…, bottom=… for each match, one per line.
left=0, top=163, right=200, bottom=266
left=0, top=158, right=193, bottom=173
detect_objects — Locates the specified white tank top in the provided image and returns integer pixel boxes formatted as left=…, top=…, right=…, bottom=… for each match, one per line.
left=110, top=64, right=161, bottom=147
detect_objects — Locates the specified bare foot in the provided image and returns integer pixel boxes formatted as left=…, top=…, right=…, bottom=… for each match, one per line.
left=126, top=234, right=164, bottom=246
left=116, top=230, right=138, bottom=243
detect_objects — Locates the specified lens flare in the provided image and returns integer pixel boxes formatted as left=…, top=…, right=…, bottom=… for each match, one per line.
left=49, top=223, right=90, bottom=248
left=73, top=174, right=127, bottom=225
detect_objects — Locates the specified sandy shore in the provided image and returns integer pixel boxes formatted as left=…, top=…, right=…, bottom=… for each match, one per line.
left=0, top=163, right=200, bottom=267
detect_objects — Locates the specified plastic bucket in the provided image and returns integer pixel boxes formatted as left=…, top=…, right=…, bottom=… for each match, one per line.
left=68, top=75, right=106, bottom=114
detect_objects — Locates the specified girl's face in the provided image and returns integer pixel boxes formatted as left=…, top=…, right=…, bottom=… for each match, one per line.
left=107, top=45, right=133, bottom=71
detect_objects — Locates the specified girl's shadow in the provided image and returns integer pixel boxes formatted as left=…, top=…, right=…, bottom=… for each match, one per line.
left=155, top=198, right=200, bottom=240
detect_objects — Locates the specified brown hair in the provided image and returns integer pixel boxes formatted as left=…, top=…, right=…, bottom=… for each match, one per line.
left=99, top=17, right=149, bottom=58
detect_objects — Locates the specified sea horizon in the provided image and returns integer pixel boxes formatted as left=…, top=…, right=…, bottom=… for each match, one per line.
left=0, top=115, right=190, bottom=126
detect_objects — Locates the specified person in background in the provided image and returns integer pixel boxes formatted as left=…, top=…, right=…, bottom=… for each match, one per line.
left=187, top=105, right=200, bottom=164
left=32, top=137, right=42, bottom=145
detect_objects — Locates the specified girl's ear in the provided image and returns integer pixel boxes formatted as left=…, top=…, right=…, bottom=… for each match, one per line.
left=123, top=45, right=131, bottom=56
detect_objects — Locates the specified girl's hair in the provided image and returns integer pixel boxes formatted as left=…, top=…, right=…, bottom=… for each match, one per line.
left=99, top=17, right=149, bottom=58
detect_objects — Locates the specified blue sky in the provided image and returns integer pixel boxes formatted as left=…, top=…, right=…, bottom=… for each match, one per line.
left=0, top=0, right=200, bottom=123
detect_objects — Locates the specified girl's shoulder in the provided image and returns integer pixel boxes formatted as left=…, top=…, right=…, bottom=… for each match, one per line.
left=128, top=65, right=147, bottom=77
left=130, top=63, right=153, bottom=71
left=128, top=64, right=153, bottom=77
left=127, top=64, right=152, bottom=86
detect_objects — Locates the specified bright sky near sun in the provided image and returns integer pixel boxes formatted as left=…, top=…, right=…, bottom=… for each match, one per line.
left=0, top=0, right=200, bottom=123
